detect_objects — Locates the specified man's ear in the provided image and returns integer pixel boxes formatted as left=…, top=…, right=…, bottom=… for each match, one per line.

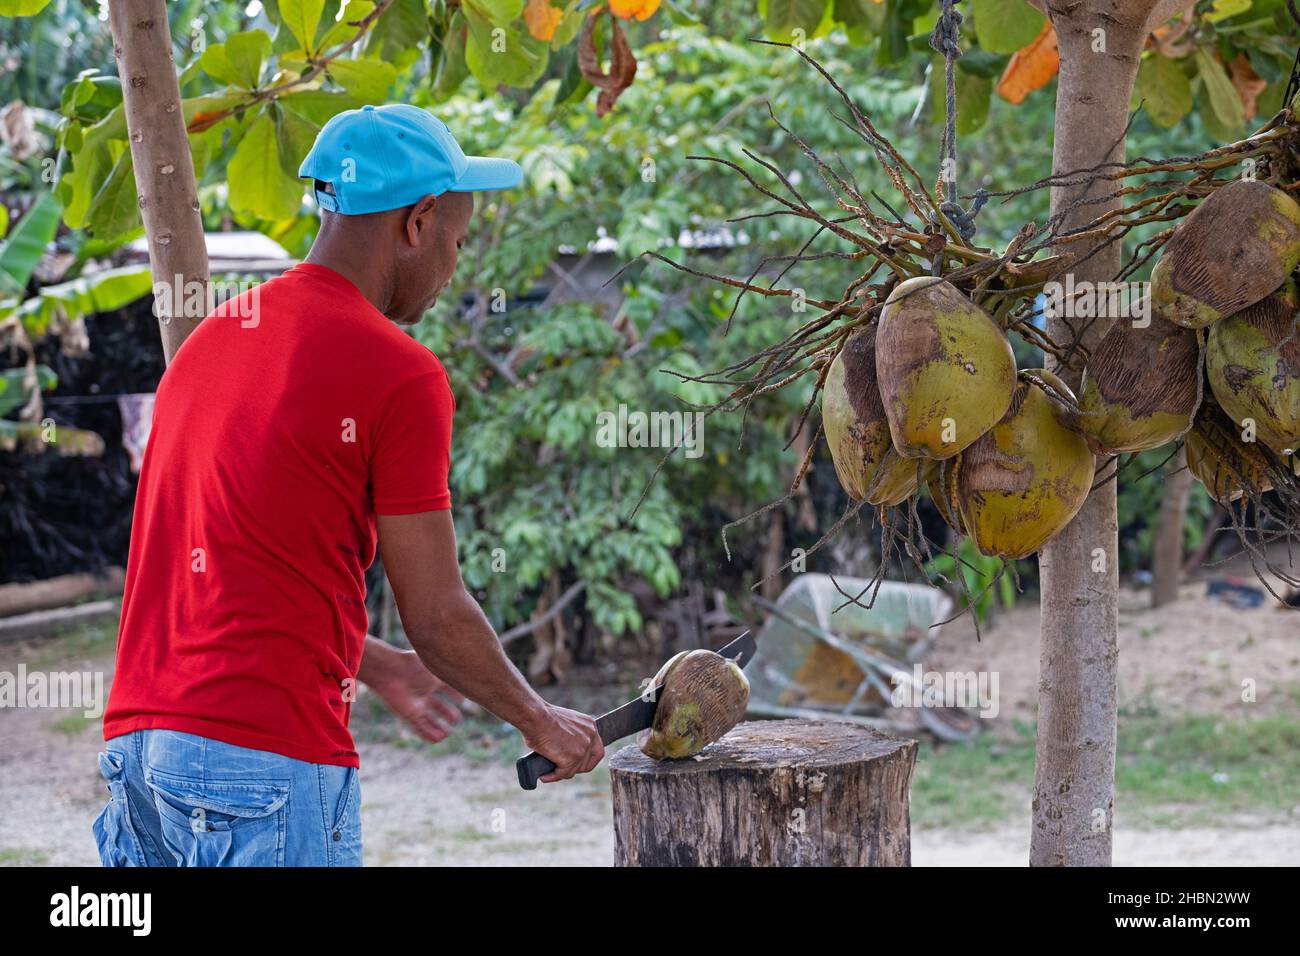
left=403, top=194, right=439, bottom=246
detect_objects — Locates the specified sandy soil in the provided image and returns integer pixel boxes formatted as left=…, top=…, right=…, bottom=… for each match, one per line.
left=931, top=579, right=1300, bottom=731
left=2, top=575, right=1297, bottom=867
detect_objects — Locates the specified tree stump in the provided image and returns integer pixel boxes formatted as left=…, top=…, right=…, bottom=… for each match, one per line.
left=609, top=718, right=916, bottom=866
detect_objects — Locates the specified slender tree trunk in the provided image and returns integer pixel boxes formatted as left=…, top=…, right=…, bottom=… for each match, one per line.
left=1031, top=3, right=1156, bottom=867
left=1151, top=448, right=1191, bottom=607
left=108, top=0, right=209, bottom=364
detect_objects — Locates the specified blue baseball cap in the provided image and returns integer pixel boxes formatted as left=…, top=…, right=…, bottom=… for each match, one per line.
left=298, top=104, right=523, bottom=215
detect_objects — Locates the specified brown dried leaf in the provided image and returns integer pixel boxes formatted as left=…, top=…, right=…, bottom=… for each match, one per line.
left=578, top=11, right=638, bottom=117
left=1229, top=52, right=1266, bottom=121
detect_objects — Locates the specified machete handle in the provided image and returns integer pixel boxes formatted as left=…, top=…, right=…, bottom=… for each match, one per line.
left=516, top=751, right=556, bottom=791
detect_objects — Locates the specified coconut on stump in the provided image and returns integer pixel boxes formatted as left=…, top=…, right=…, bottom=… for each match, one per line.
left=610, top=719, right=917, bottom=867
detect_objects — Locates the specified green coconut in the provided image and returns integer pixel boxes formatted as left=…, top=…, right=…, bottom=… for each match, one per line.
left=822, top=327, right=921, bottom=505
left=1075, top=306, right=1201, bottom=454
left=1184, top=401, right=1274, bottom=502
left=1151, top=180, right=1300, bottom=329
left=875, top=276, right=1017, bottom=460
left=953, top=370, right=1095, bottom=560
left=1206, top=278, right=1300, bottom=454
left=641, top=649, right=750, bottom=761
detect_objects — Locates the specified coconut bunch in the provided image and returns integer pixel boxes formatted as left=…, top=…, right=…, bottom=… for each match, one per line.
left=643, top=42, right=1300, bottom=598
left=821, top=276, right=1094, bottom=560
left=1071, top=179, right=1300, bottom=505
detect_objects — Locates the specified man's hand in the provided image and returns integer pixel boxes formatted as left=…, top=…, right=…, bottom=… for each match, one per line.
left=521, top=704, right=605, bottom=783
left=358, top=636, right=466, bottom=743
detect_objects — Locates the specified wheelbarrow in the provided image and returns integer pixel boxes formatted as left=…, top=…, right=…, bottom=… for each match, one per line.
left=746, top=574, right=980, bottom=742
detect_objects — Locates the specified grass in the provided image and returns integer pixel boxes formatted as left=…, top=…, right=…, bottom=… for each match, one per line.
left=0, top=848, right=49, bottom=866
left=26, top=620, right=116, bottom=669
left=910, top=712, right=1300, bottom=829
left=50, top=713, right=94, bottom=735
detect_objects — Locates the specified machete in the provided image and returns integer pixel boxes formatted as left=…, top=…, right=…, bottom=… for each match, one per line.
left=515, top=629, right=757, bottom=790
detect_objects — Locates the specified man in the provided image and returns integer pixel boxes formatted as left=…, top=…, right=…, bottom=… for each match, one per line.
left=94, top=105, right=603, bottom=867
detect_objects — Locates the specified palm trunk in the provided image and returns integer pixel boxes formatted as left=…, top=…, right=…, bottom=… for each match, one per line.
left=108, top=0, right=209, bottom=363
left=1151, top=448, right=1191, bottom=607
left=1031, top=5, right=1153, bottom=867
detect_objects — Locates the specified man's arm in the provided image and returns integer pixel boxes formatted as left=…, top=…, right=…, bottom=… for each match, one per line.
left=357, top=636, right=465, bottom=743
left=377, top=509, right=604, bottom=783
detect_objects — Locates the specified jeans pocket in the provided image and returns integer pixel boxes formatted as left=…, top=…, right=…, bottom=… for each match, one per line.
left=146, top=769, right=289, bottom=867
left=326, top=767, right=362, bottom=867
left=93, top=750, right=146, bottom=867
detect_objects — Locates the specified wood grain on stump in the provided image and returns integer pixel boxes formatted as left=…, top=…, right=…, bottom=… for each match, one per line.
left=609, top=718, right=916, bottom=867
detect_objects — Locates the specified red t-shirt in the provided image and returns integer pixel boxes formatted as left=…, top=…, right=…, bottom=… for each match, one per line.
left=103, top=263, right=454, bottom=767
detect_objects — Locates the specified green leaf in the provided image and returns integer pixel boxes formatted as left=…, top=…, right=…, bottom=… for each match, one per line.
left=225, top=29, right=273, bottom=89
left=764, top=0, right=827, bottom=40
left=85, top=150, right=141, bottom=241
left=463, top=0, right=524, bottom=25
left=551, top=2, right=584, bottom=48
left=272, top=103, right=321, bottom=179
left=281, top=0, right=327, bottom=53
left=316, top=0, right=376, bottom=51
left=200, top=44, right=244, bottom=88
left=59, top=73, right=122, bottom=124
left=661, top=0, right=700, bottom=26
left=1134, top=53, right=1192, bottom=128
left=464, top=11, right=548, bottom=88
left=956, top=47, right=1008, bottom=80
left=956, top=72, right=992, bottom=135
left=0, top=193, right=61, bottom=295
left=57, top=142, right=111, bottom=229
left=0, top=206, right=8, bottom=241
left=228, top=114, right=305, bottom=221
left=328, top=58, right=399, bottom=102
left=1205, top=0, right=1252, bottom=22
left=972, top=0, right=1045, bottom=56
left=1195, top=48, right=1244, bottom=135
left=434, top=14, right=471, bottom=98
left=279, top=89, right=362, bottom=126
left=371, top=0, right=431, bottom=57
left=0, top=0, right=52, bottom=14
left=12, top=266, right=153, bottom=338
left=832, top=0, right=882, bottom=44
left=0, top=365, right=57, bottom=419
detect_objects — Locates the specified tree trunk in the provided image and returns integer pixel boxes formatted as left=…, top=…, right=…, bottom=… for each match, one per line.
left=1151, top=447, right=1191, bottom=607
left=1031, top=3, right=1158, bottom=867
left=609, top=719, right=916, bottom=866
left=108, top=0, right=209, bottom=364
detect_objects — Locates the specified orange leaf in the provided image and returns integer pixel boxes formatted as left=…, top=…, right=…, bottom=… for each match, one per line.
left=524, top=0, right=564, bottom=42
left=609, top=0, right=660, bottom=20
left=996, top=22, right=1059, bottom=106
left=1229, top=53, right=1266, bottom=121
left=187, top=110, right=228, bottom=133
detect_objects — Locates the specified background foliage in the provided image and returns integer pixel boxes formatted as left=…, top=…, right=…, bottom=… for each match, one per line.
left=3, top=0, right=1293, bottom=636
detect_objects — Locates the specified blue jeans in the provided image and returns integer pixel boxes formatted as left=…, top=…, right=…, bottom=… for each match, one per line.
left=93, top=729, right=362, bottom=867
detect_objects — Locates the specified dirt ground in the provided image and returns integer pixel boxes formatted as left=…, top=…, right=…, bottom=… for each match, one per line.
left=1, top=574, right=1297, bottom=867
left=932, top=578, right=1300, bottom=733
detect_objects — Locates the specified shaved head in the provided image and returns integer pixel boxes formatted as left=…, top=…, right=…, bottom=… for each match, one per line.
left=306, top=191, right=475, bottom=325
